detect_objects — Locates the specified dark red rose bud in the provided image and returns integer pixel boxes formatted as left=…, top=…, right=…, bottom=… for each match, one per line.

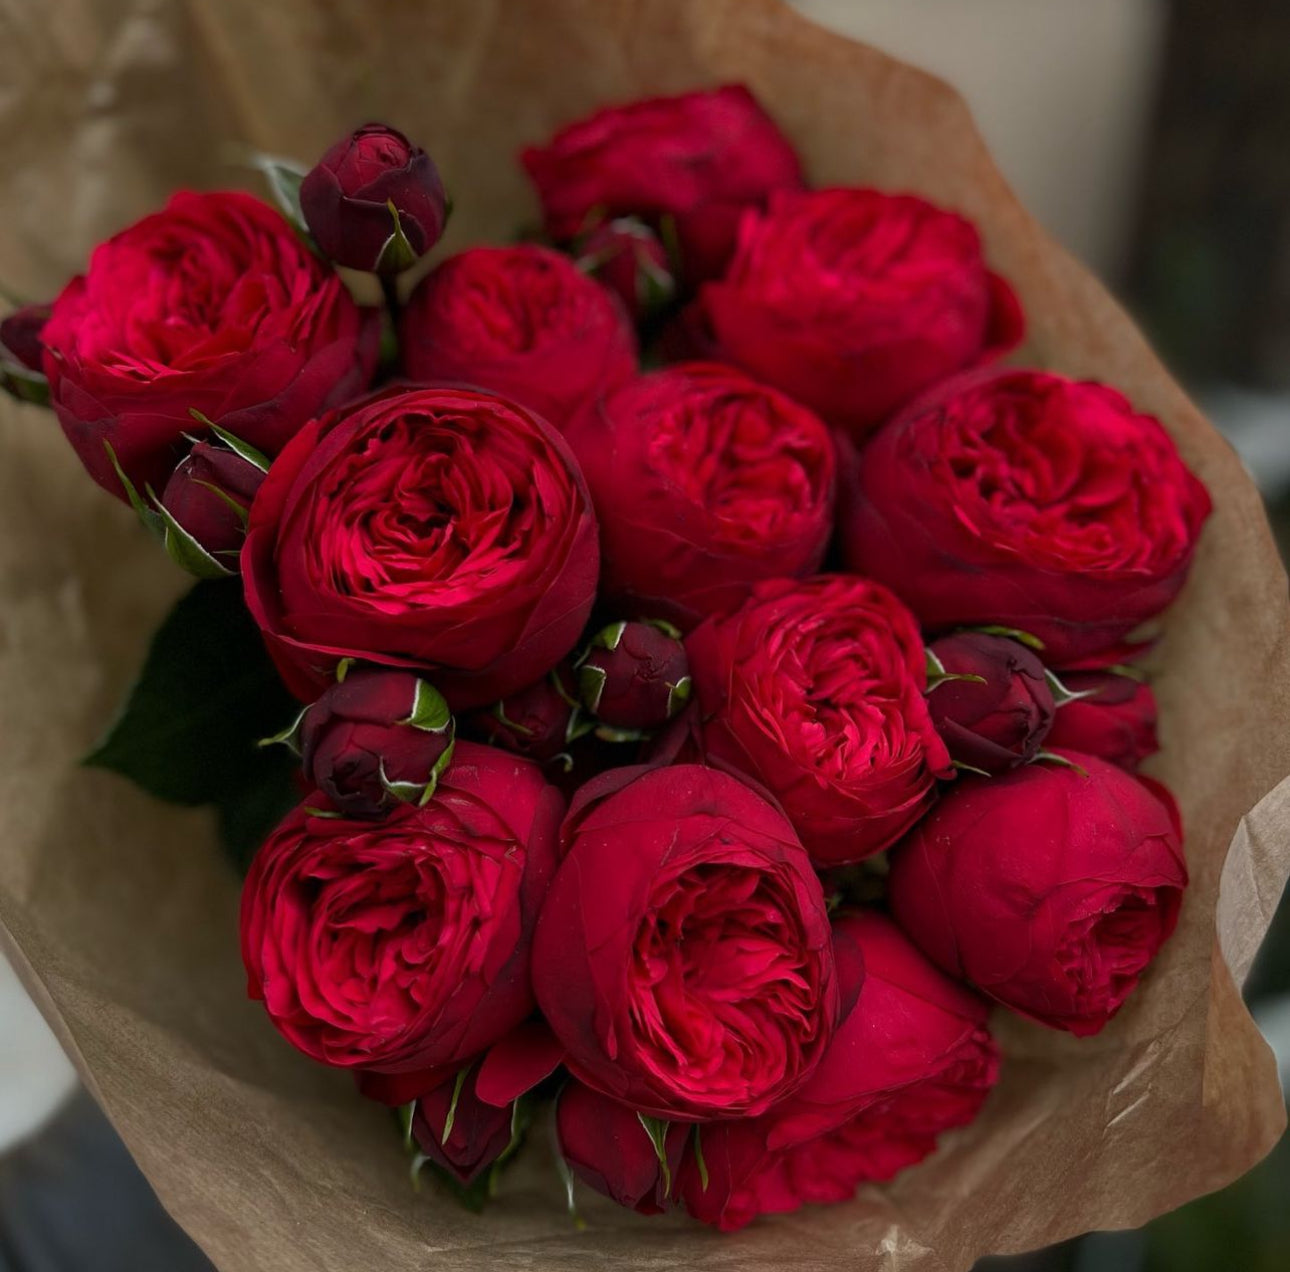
left=556, top=1081, right=686, bottom=1215
left=300, top=123, right=448, bottom=274
left=160, top=439, right=267, bottom=563
left=464, top=664, right=582, bottom=763
left=297, top=669, right=455, bottom=818
left=1045, top=670, right=1159, bottom=771
left=0, top=303, right=50, bottom=372
left=926, top=632, right=1055, bottom=775
left=410, top=1062, right=516, bottom=1187
left=575, top=218, right=674, bottom=322
left=579, top=620, right=691, bottom=730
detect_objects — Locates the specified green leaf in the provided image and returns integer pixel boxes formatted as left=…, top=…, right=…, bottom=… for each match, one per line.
left=374, top=201, right=420, bottom=274
left=83, top=580, right=299, bottom=811
left=250, top=153, right=310, bottom=235
left=215, top=747, right=298, bottom=874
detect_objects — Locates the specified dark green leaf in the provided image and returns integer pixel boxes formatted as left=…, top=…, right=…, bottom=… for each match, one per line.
left=84, top=580, right=299, bottom=810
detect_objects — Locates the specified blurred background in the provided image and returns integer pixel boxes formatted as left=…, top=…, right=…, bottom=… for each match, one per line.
left=2, top=1, right=1288, bottom=1268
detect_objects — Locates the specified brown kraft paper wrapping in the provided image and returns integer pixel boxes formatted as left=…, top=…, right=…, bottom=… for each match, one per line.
left=1, top=1, right=1288, bottom=1268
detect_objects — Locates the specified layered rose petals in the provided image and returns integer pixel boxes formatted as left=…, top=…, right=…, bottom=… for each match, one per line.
left=840, top=369, right=1213, bottom=665
left=570, top=364, right=835, bottom=626
left=240, top=742, right=561, bottom=1075
left=687, top=575, right=952, bottom=866
left=533, top=764, right=838, bottom=1120
left=241, top=384, right=599, bottom=707
left=43, top=190, right=377, bottom=499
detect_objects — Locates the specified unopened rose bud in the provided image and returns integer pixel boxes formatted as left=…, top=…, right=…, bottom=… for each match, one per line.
left=297, top=669, right=455, bottom=818
left=575, top=218, right=674, bottom=322
left=579, top=620, right=691, bottom=730
left=160, top=439, right=266, bottom=563
left=1045, top=669, right=1158, bottom=771
left=926, top=632, right=1054, bottom=775
left=0, top=303, right=50, bottom=372
left=410, top=1062, right=516, bottom=1188
left=300, top=123, right=448, bottom=274
left=464, top=664, right=581, bottom=762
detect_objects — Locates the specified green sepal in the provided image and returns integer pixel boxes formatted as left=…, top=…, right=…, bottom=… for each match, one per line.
left=692, top=1125, right=709, bottom=1194
left=1105, top=662, right=1149, bottom=683
left=335, top=658, right=356, bottom=683
left=636, top=1114, right=672, bottom=1195
left=103, top=441, right=163, bottom=539
left=666, top=675, right=692, bottom=717
left=379, top=736, right=455, bottom=808
left=491, top=699, right=534, bottom=737
left=440, top=1068, right=470, bottom=1146
left=644, top=618, right=682, bottom=641
left=578, top=662, right=608, bottom=714
left=564, top=707, right=597, bottom=744
left=192, top=479, right=250, bottom=527
left=552, top=1144, right=586, bottom=1230
left=396, top=1101, right=417, bottom=1152
left=302, top=805, right=344, bottom=819
left=594, top=724, right=645, bottom=744
left=258, top=704, right=308, bottom=755
left=951, top=759, right=992, bottom=778
left=969, top=625, right=1046, bottom=651
left=1034, top=750, right=1089, bottom=777
left=402, top=679, right=453, bottom=733
left=149, top=487, right=234, bottom=579
left=1, top=360, right=50, bottom=407
left=189, top=410, right=272, bottom=474
left=925, top=646, right=987, bottom=692
left=589, top=621, right=627, bottom=652
left=1044, top=669, right=1099, bottom=707
left=374, top=201, right=420, bottom=275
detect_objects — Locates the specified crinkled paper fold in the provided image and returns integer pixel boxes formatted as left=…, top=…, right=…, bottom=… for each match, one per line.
left=0, top=1, right=1287, bottom=1268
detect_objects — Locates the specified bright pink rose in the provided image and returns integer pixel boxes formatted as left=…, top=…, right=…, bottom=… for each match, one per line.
left=686, top=576, right=952, bottom=866
left=400, top=245, right=637, bottom=433
left=521, top=84, right=803, bottom=282
left=569, top=364, right=835, bottom=627
left=685, top=187, right=1023, bottom=436
left=240, top=742, right=561, bottom=1075
left=241, top=384, right=599, bottom=708
left=839, top=370, right=1212, bottom=665
left=43, top=190, right=377, bottom=500
left=889, top=754, right=1188, bottom=1035
left=532, top=764, right=838, bottom=1120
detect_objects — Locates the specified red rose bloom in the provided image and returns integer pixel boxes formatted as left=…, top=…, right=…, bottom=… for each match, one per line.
left=300, top=122, right=448, bottom=273
left=1045, top=671, right=1160, bottom=770
left=400, top=245, right=636, bottom=433
left=569, top=364, right=835, bottom=627
left=678, top=912, right=998, bottom=1231
left=42, top=190, right=377, bottom=500
left=240, top=742, right=561, bottom=1075
left=532, top=764, right=838, bottom=1120
left=686, top=576, right=952, bottom=866
left=241, top=384, right=599, bottom=708
left=840, top=370, right=1213, bottom=665
left=521, top=83, right=803, bottom=282
left=556, top=1081, right=687, bottom=1215
left=889, top=754, right=1188, bottom=1035
left=687, top=187, right=1023, bottom=436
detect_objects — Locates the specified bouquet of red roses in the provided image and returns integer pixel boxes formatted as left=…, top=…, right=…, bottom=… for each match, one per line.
left=2, top=74, right=1220, bottom=1236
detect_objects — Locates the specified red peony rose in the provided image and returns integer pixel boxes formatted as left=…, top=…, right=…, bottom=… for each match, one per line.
left=400, top=245, right=636, bottom=433
left=925, top=631, right=1055, bottom=775
left=1045, top=670, right=1159, bottom=770
left=569, top=363, right=835, bottom=627
left=684, top=187, right=1023, bottom=436
left=532, top=764, right=838, bottom=1120
left=300, top=122, right=448, bottom=274
left=241, top=742, right=561, bottom=1075
left=241, top=384, right=599, bottom=708
left=42, top=190, right=377, bottom=500
left=889, top=753, right=1188, bottom=1035
left=556, top=1081, right=687, bottom=1215
left=686, top=575, right=952, bottom=866
left=677, top=912, right=998, bottom=1231
left=521, top=84, right=803, bottom=283
left=840, top=369, right=1212, bottom=666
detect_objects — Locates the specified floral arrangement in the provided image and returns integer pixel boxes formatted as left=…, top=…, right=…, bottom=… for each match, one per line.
left=1, top=82, right=1210, bottom=1231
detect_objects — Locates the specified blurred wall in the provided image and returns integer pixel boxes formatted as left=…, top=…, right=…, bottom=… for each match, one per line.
left=792, top=0, right=1167, bottom=279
